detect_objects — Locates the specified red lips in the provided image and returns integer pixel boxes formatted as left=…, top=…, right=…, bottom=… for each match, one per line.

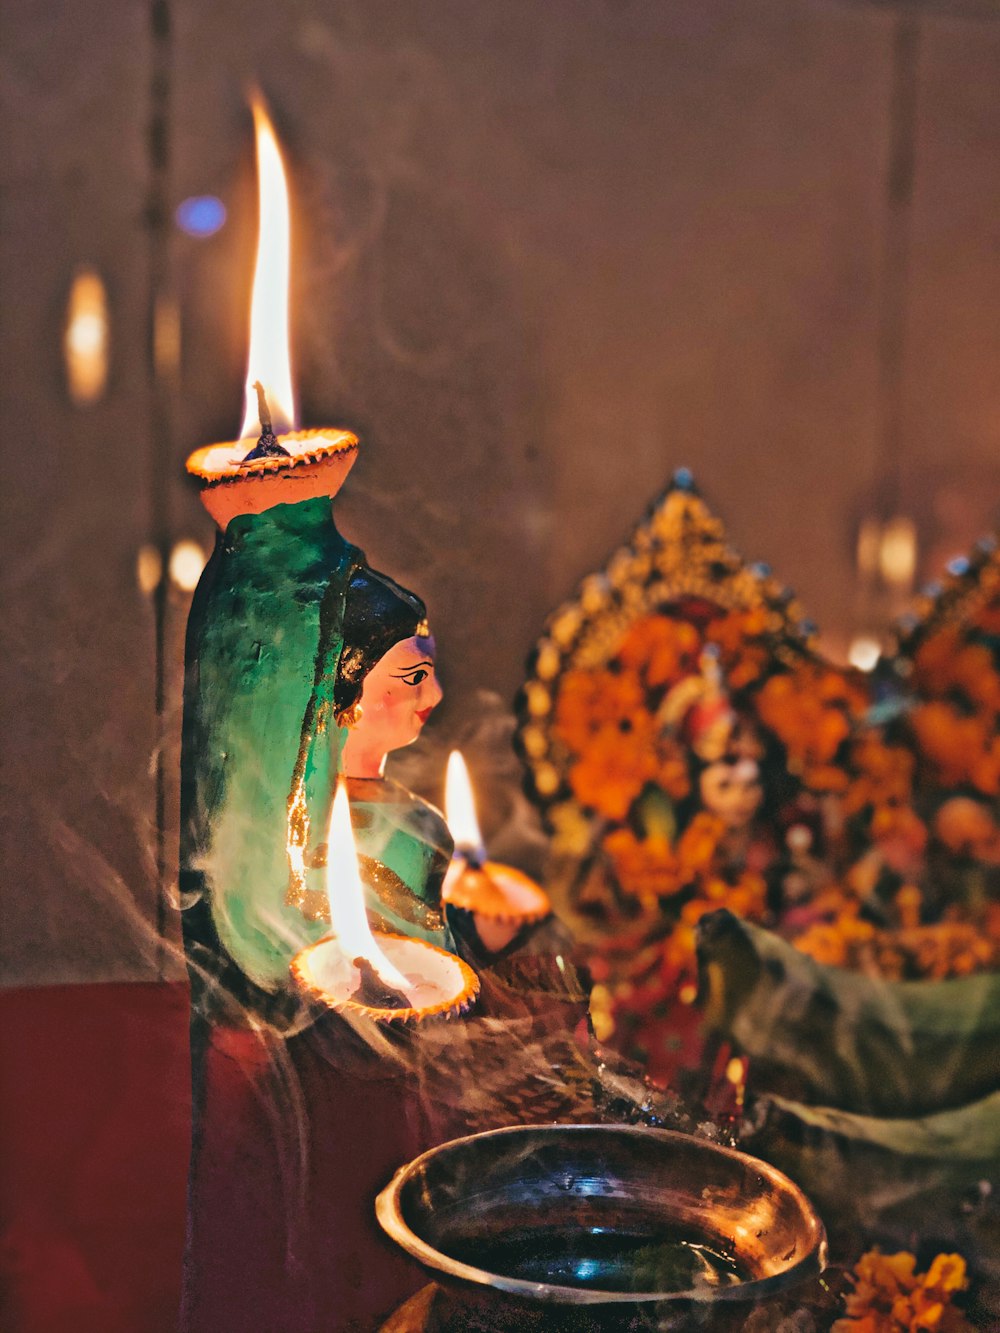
left=416, top=707, right=435, bottom=723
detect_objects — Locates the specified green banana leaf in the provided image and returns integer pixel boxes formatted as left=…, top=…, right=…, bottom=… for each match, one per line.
left=744, top=1089, right=1000, bottom=1299
left=696, top=910, right=1000, bottom=1117
left=760, top=1089, right=1000, bottom=1164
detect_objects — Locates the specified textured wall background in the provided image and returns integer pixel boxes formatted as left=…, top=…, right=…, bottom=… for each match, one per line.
left=2, top=0, right=999, bottom=985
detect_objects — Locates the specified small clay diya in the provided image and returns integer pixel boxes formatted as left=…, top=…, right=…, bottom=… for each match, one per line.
left=292, top=931, right=480, bottom=1025
left=187, top=427, right=358, bottom=529
left=442, top=856, right=551, bottom=927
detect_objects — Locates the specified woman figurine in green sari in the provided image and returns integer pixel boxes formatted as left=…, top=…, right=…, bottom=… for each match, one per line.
left=288, top=566, right=457, bottom=950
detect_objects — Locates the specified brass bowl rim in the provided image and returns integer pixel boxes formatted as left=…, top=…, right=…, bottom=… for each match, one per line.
left=375, top=1122, right=827, bottom=1306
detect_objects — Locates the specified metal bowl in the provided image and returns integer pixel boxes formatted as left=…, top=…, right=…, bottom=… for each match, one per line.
left=376, top=1124, right=826, bottom=1318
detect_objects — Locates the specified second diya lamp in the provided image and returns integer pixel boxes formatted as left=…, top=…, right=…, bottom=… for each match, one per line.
left=292, top=781, right=480, bottom=1025
left=442, top=752, right=551, bottom=954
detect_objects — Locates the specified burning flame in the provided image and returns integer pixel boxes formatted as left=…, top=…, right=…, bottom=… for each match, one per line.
left=445, top=751, right=488, bottom=861
left=325, top=781, right=411, bottom=992
left=239, top=98, right=296, bottom=438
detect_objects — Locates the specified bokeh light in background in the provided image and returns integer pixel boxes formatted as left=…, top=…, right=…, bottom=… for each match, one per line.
left=848, top=635, right=881, bottom=672
left=168, top=539, right=208, bottom=592
left=855, top=517, right=882, bottom=582
left=878, top=516, right=918, bottom=593
left=136, top=544, right=164, bottom=595
left=64, top=268, right=109, bottom=405
left=175, top=195, right=227, bottom=238
left=154, top=294, right=182, bottom=377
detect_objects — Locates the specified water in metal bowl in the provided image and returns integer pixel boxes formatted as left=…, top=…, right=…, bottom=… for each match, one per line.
left=376, top=1124, right=826, bottom=1323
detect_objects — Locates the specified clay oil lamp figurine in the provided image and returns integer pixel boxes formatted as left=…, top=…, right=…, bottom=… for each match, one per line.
left=292, top=782, right=479, bottom=1024
left=442, top=751, right=551, bottom=954
left=180, top=100, right=369, bottom=1007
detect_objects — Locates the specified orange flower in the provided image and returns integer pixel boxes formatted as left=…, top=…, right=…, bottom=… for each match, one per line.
left=858, top=1250, right=917, bottom=1291
left=843, top=735, right=915, bottom=818
left=676, top=811, right=725, bottom=876
left=603, top=829, right=685, bottom=904
left=834, top=1250, right=973, bottom=1333
left=895, top=883, right=922, bottom=931
left=972, top=595, right=1000, bottom=636
left=909, top=702, right=990, bottom=788
left=727, top=870, right=768, bottom=918
left=908, top=922, right=997, bottom=979
left=653, top=737, right=692, bottom=802
left=615, top=615, right=701, bottom=690
left=915, top=626, right=1000, bottom=713
left=802, top=762, right=851, bottom=793
left=933, top=795, right=1000, bottom=856
left=923, top=1255, right=967, bottom=1297
left=725, top=646, right=770, bottom=691
left=952, top=643, right=1000, bottom=713
left=603, top=811, right=724, bottom=905
left=690, top=871, right=767, bottom=918
left=970, top=735, right=1000, bottom=796
left=568, top=720, right=657, bottom=821
left=817, top=667, right=869, bottom=713
left=914, top=626, right=964, bottom=695
left=871, top=805, right=927, bottom=856
left=661, top=919, right=699, bottom=974
left=756, top=664, right=862, bottom=785
left=704, top=606, right=769, bottom=655
left=859, top=735, right=917, bottom=783
left=793, top=914, right=875, bottom=968
left=791, top=923, right=851, bottom=967
left=553, top=668, right=646, bottom=753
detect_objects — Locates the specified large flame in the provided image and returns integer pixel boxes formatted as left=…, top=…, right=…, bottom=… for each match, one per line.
left=325, top=781, right=411, bottom=992
left=239, top=99, right=296, bottom=439
left=445, top=751, right=488, bottom=860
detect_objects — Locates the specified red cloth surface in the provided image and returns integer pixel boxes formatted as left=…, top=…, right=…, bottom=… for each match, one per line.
left=181, top=1021, right=428, bottom=1333
left=0, top=972, right=590, bottom=1332
left=0, top=982, right=191, bottom=1333
left=0, top=984, right=427, bottom=1333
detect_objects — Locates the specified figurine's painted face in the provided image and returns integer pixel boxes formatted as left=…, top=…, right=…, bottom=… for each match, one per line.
left=353, top=635, right=442, bottom=757
left=699, top=758, right=763, bottom=831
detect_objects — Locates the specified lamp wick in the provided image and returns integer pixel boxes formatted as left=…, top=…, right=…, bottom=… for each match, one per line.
left=254, top=380, right=272, bottom=434
left=240, top=380, right=291, bottom=465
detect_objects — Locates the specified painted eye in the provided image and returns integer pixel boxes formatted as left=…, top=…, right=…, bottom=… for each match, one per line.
left=402, top=668, right=429, bottom=687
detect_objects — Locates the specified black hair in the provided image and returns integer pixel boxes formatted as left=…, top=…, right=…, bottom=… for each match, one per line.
left=333, top=565, right=429, bottom=715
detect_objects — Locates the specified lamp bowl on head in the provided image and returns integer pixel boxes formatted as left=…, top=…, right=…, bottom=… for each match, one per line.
left=187, top=428, right=358, bottom=530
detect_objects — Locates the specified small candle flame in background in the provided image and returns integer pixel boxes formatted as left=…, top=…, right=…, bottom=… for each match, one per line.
left=325, top=781, right=412, bottom=993
left=239, top=98, right=296, bottom=439
left=64, top=268, right=109, bottom=405
left=445, top=751, right=488, bottom=863
left=442, top=747, right=551, bottom=937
